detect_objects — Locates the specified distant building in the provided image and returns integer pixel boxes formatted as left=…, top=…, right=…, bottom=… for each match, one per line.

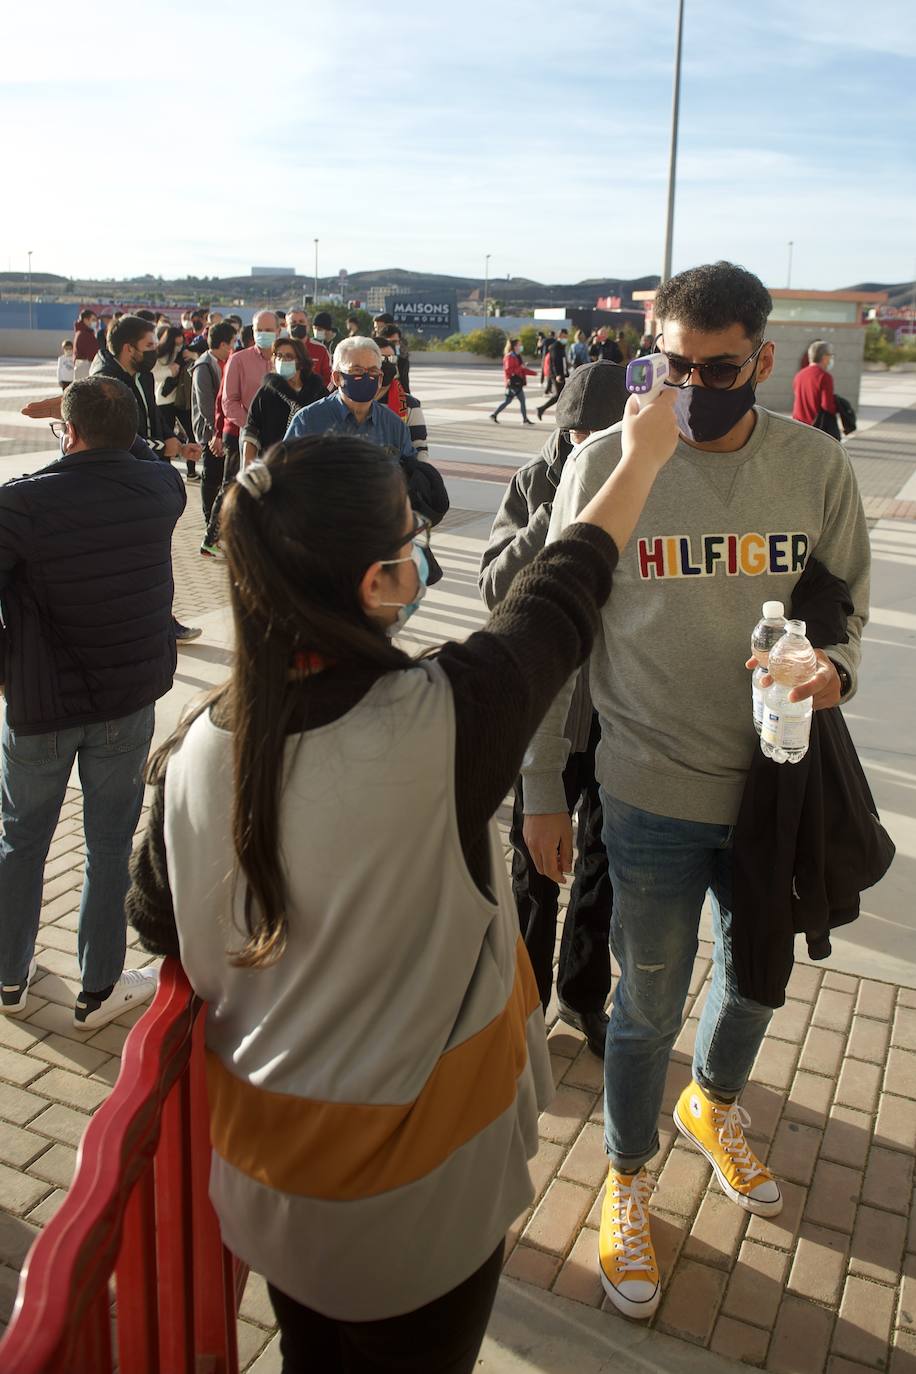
left=251, top=266, right=295, bottom=277
left=366, top=285, right=399, bottom=312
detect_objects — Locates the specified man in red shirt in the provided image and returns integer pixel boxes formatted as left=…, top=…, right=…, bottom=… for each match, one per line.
left=286, top=308, right=332, bottom=388
left=792, top=340, right=839, bottom=439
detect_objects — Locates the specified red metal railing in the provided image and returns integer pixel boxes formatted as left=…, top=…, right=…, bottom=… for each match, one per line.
left=0, top=959, right=247, bottom=1373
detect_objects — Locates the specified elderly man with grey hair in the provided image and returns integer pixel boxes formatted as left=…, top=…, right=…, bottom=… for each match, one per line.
left=792, top=336, right=840, bottom=441
left=200, top=309, right=278, bottom=554
left=283, top=336, right=417, bottom=461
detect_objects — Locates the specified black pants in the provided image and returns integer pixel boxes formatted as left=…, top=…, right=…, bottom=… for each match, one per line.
left=203, top=433, right=239, bottom=546
left=159, top=402, right=197, bottom=475
left=538, top=375, right=566, bottom=415
left=200, top=446, right=225, bottom=523
left=267, top=1242, right=503, bottom=1374
left=510, top=714, right=612, bottom=1013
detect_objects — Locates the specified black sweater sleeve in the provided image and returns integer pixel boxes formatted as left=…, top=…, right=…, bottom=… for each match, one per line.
left=437, top=524, right=617, bottom=874
left=126, top=780, right=180, bottom=959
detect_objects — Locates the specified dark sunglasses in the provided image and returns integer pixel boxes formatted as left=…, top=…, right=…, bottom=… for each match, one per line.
left=654, top=335, right=767, bottom=390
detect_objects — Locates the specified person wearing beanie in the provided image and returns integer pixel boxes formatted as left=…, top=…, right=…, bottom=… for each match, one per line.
left=312, top=310, right=336, bottom=351
left=479, top=362, right=629, bottom=1054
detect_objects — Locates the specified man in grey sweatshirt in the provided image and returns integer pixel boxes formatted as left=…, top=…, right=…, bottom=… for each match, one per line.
left=521, top=261, right=870, bottom=1321
left=480, top=363, right=629, bottom=1056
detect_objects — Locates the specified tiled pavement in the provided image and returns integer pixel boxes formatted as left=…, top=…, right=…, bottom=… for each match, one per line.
left=0, top=361, right=915, bottom=1371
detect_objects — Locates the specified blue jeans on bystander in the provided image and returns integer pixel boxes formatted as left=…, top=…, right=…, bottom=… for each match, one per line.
left=0, top=705, right=155, bottom=994
left=600, top=791, right=773, bottom=1172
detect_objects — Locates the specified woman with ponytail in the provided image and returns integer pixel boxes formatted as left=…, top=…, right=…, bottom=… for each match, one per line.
left=128, top=396, right=678, bottom=1373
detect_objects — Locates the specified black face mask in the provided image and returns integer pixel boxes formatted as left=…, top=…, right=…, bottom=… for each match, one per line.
left=290, top=324, right=308, bottom=340
left=673, top=374, right=758, bottom=443
left=135, top=348, right=158, bottom=373
left=380, top=361, right=398, bottom=387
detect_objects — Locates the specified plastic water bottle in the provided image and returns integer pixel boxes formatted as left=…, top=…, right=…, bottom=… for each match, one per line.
left=760, top=619, right=818, bottom=764
left=751, top=601, right=786, bottom=735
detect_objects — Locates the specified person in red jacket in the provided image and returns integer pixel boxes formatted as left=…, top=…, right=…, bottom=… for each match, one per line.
left=490, top=338, right=536, bottom=425
left=72, top=308, right=100, bottom=381
left=792, top=340, right=840, bottom=440
left=286, top=307, right=332, bottom=388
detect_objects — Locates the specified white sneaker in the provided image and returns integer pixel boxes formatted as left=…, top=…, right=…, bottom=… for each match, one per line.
left=0, top=957, right=38, bottom=1016
left=73, top=966, right=159, bottom=1030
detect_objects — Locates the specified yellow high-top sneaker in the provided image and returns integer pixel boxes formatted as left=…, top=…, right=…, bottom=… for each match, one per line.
left=598, top=1166, right=661, bottom=1319
left=674, top=1080, right=782, bottom=1216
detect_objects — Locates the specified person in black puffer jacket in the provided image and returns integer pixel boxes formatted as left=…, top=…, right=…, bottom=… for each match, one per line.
left=0, top=377, right=186, bottom=1034
left=241, top=337, right=328, bottom=465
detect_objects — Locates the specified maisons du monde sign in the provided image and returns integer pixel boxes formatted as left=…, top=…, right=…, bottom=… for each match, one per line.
left=385, top=292, right=457, bottom=338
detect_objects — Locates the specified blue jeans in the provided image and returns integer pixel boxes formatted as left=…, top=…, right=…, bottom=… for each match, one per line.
left=493, top=386, right=528, bottom=421
left=600, top=792, right=772, bottom=1171
left=0, top=705, right=155, bottom=993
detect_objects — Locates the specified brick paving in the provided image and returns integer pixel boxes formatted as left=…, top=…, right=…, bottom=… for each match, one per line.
left=0, top=365, right=914, bottom=1371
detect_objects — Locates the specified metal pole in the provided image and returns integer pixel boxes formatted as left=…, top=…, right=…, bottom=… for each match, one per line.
left=27, top=251, right=33, bottom=330
left=786, top=241, right=794, bottom=289
left=313, top=239, right=319, bottom=304
left=661, top=0, right=685, bottom=284
left=484, top=254, right=491, bottom=326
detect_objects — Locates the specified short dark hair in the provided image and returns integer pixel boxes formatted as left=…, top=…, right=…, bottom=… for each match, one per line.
left=109, top=314, right=155, bottom=355
left=347, top=314, right=360, bottom=325
left=272, top=335, right=313, bottom=375
left=373, top=312, right=394, bottom=325
left=79, top=308, right=96, bottom=323
left=135, top=309, right=156, bottom=323
left=654, top=261, right=773, bottom=345
left=208, top=321, right=237, bottom=350
left=380, top=324, right=401, bottom=340
left=61, top=376, right=138, bottom=450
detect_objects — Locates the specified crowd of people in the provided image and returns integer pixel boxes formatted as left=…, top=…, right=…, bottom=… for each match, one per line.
left=0, top=260, right=875, bottom=1372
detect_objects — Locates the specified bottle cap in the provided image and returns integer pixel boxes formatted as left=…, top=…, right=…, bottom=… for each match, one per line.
left=785, top=618, right=806, bottom=636
left=762, top=601, right=784, bottom=619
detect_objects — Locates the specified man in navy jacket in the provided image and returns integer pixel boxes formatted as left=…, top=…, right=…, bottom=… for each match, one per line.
left=0, top=377, right=186, bottom=1030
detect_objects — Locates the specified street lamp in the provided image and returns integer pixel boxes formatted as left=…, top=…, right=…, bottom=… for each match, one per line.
left=786, top=240, right=794, bottom=289
left=27, top=250, right=33, bottom=330
left=661, top=0, right=685, bottom=284
left=313, top=239, right=319, bottom=305
left=483, top=254, right=491, bottom=326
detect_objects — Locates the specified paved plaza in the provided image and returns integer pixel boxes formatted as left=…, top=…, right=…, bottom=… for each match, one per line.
left=0, top=358, right=914, bottom=1371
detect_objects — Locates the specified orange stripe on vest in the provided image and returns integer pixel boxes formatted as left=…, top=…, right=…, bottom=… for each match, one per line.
left=206, top=939, right=540, bottom=1200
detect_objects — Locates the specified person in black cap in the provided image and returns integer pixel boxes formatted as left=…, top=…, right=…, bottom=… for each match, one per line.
left=479, top=362, right=629, bottom=1054
left=312, top=310, right=336, bottom=352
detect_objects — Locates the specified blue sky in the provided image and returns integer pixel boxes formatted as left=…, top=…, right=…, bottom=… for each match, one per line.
left=3, top=0, right=914, bottom=290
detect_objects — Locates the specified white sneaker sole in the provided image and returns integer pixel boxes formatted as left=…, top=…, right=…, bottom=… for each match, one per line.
left=673, top=1104, right=783, bottom=1217
left=598, top=1263, right=661, bottom=1319
left=0, top=958, right=38, bottom=1016
left=73, top=982, right=157, bottom=1031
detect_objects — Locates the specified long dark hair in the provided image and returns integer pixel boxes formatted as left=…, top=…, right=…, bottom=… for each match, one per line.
left=157, top=324, right=185, bottom=361
left=149, top=436, right=413, bottom=968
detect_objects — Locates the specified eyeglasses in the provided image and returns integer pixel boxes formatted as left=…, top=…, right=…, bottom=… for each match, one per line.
left=654, top=335, right=767, bottom=390
left=49, top=421, right=67, bottom=439
left=341, top=366, right=382, bottom=380
left=384, top=516, right=431, bottom=562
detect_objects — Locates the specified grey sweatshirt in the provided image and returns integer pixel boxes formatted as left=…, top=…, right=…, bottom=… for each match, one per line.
left=479, top=431, right=593, bottom=753
left=521, top=408, right=871, bottom=824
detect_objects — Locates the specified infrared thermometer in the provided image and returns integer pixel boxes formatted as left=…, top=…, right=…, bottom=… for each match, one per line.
left=625, top=353, right=670, bottom=406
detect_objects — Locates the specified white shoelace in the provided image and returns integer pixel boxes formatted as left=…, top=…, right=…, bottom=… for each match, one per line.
left=614, top=1172, right=655, bottom=1272
left=713, top=1103, right=767, bottom=1184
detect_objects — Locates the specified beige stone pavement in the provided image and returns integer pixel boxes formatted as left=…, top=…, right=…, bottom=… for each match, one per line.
left=0, top=367, right=915, bottom=1371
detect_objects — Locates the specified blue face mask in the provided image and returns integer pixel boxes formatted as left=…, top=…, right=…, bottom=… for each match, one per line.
left=275, top=358, right=297, bottom=378
left=254, top=330, right=276, bottom=350
left=380, top=543, right=429, bottom=635
left=340, top=371, right=380, bottom=403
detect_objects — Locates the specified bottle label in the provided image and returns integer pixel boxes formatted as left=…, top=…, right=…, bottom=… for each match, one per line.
left=753, top=683, right=765, bottom=729
left=761, top=708, right=812, bottom=751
